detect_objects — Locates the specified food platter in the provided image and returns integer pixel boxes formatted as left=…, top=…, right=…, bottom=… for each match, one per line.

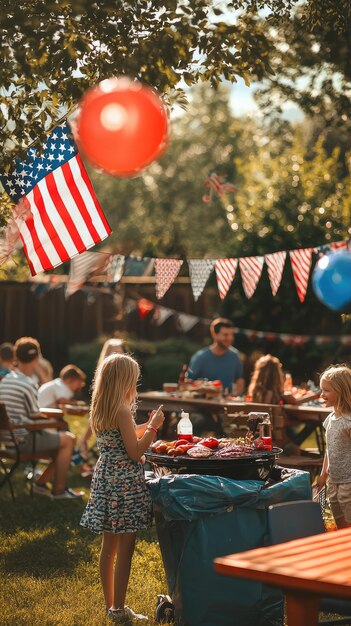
left=145, top=447, right=282, bottom=481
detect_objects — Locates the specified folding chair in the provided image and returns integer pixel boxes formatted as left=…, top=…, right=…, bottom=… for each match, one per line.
left=0, top=403, right=62, bottom=500
left=268, top=500, right=351, bottom=625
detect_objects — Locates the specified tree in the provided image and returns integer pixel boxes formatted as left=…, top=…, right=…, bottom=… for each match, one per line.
left=255, top=4, right=351, bottom=126
left=1, top=0, right=349, bottom=172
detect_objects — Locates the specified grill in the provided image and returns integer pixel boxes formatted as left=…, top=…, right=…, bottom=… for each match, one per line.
left=145, top=447, right=282, bottom=481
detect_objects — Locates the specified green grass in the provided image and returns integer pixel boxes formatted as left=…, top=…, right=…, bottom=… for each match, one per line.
left=0, top=416, right=342, bottom=626
left=0, top=415, right=168, bottom=626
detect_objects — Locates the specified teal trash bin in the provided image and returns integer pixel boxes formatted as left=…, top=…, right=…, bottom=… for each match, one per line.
left=148, top=467, right=311, bottom=626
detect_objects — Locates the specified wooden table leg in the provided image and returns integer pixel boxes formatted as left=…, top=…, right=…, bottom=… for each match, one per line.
left=286, top=592, right=319, bottom=626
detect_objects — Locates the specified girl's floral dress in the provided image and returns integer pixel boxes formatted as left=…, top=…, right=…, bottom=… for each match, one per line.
left=80, top=429, right=152, bottom=534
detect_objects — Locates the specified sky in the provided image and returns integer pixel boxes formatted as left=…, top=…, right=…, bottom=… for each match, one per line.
left=229, top=77, right=304, bottom=121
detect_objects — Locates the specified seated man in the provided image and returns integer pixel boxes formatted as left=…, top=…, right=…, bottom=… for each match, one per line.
left=0, top=337, right=81, bottom=499
left=188, top=318, right=245, bottom=396
left=38, top=364, right=86, bottom=409
left=0, top=342, right=15, bottom=379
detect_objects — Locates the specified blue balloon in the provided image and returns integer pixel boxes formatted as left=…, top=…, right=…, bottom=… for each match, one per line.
left=312, top=251, right=351, bottom=311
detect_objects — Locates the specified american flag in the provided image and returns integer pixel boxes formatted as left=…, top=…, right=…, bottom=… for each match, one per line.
left=203, top=172, right=237, bottom=203
left=0, top=122, right=111, bottom=275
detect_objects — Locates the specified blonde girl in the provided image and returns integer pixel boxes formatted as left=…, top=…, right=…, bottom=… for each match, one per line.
left=80, top=353, right=164, bottom=622
left=317, top=365, right=351, bottom=529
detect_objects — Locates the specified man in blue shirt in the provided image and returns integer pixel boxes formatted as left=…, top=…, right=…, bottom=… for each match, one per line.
left=188, top=318, right=245, bottom=396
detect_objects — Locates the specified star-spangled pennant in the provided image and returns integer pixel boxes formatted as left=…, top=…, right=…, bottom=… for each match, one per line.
left=188, top=259, right=216, bottom=301
left=0, top=122, right=111, bottom=275
left=155, top=258, right=183, bottom=300
left=239, top=256, right=264, bottom=299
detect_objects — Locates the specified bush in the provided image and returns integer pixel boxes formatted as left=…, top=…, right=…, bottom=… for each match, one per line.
left=68, top=336, right=201, bottom=393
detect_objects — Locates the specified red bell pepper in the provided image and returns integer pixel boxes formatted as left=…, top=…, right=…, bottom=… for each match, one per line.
left=200, top=437, right=219, bottom=449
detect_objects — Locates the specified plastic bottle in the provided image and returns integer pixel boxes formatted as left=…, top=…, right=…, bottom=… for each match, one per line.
left=258, top=414, right=273, bottom=450
left=177, top=410, right=193, bottom=441
left=284, top=373, right=293, bottom=392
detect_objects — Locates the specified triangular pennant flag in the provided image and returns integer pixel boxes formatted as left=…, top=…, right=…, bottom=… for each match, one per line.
left=239, top=256, right=264, bottom=299
left=188, top=259, right=215, bottom=301
left=155, top=258, right=183, bottom=299
left=177, top=312, right=199, bottom=333
left=265, top=251, right=287, bottom=296
left=153, top=306, right=174, bottom=326
left=215, top=258, right=238, bottom=299
left=137, top=298, right=155, bottom=318
left=331, top=241, right=348, bottom=251
left=66, top=251, right=108, bottom=297
left=289, top=248, right=313, bottom=302
left=106, top=254, right=125, bottom=283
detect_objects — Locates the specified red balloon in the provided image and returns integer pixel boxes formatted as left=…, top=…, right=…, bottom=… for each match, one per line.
left=76, top=77, right=169, bottom=176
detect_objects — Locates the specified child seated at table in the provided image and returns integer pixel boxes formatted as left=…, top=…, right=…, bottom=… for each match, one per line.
left=247, top=354, right=284, bottom=405
left=38, top=364, right=86, bottom=409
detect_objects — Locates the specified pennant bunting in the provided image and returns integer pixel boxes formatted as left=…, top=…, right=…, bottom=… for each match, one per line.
left=239, top=256, right=264, bottom=299
left=188, top=259, right=216, bottom=301
left=0, top=122, right=111, bottom=275
left=0, top=197, right=31, bottom=267
left=155, top=258, right=183, bottom=300
left=177, top=312, right=199, bottom=333
left=215, top=258, right=238, bottom=299
left=152, top=306, right=174, bottom=326
left=124, top=256, right=154, bottom=276
left=265, top=251, right=287, bottom=296
left=331, top=241, right=348, bottom=251
left=66, top=251, right=108, bottom=297
left=106, top=254, right=125, bottom=283
left=137, top=298, right=155, bottom=318
left=289, top=248, right=313, bottom=302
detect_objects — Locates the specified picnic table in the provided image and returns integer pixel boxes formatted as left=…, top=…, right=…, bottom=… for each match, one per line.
left=214, top=527, right=351, bottom=626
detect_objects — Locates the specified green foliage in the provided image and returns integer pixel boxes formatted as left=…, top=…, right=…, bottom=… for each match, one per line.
left=1, top=0, right=349, bottom=176
left=255, top=4, right=351, bottom=126
left=89, top=83, right=351, bottom=260
left=68, top=336, right=200, bottom=391
left=0, top=0, right=282, bottom=171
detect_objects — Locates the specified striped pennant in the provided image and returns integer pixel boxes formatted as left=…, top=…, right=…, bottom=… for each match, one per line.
left=155, top=258, right=183, bottom=300
left=188, top=259, right=216, bottom=301
left=239, top=256, right=264, bottom=299
left=265, top=251, right=286, bottom=296
left=289, top=248, right=313, bottom=302
left=215, top=258, right=238, bottom=300
left=331, top=241, right=348, bottom=251
left=66, top=250, right=108, bottom=297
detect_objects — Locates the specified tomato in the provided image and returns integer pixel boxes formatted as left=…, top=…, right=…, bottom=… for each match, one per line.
left=200, top=437, right=219, bottom=449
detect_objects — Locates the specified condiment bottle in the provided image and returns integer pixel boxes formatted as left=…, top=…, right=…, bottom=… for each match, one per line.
left=177, top=410, right=193, bottom=441
left=258, top=414, right=272, bottom=450
left=284, top=373, right=293, bottom=392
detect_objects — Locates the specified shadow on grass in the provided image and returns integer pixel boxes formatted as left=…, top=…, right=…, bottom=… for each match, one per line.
left=0, top=525, right=95, bottom=577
